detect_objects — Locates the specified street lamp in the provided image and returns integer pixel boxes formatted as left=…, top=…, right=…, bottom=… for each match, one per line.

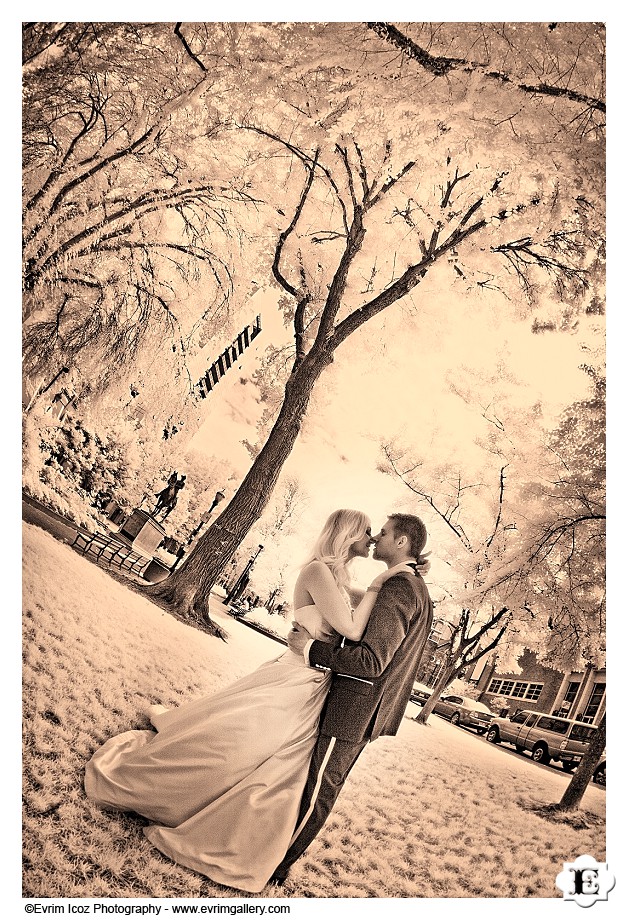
left=186, top=489, right=226, bottom=544
left=209, top=489, right=226, bottom=515
left=226, top=544, right=264, bottom=606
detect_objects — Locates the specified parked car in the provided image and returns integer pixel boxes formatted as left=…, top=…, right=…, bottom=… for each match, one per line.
left=592, top=758, right=606, bottom=787
left=431, top=694, right=495, bottom=734
left=409, top=681, right=433, bottom=706
left=485, top=709, right=600, bottom=772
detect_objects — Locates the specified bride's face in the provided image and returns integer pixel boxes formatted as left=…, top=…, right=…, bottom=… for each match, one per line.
left=349, top=523, right=372, bottom=558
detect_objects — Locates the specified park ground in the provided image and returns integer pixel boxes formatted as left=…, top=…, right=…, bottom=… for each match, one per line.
left=21, top=521, right=606, bottom=905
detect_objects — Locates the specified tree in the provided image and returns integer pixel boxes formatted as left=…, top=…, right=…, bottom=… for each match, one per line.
left=22, top=22, right=249, bottom=397
left=498, top=372, right=605, bottom=811
left=415, top=605, right=511, bottom=724
left=556, top=713, right=606, bottom=812
left=236, top=474, right=309, bottom=603
left=384, top=367, right=605, bottom=809
left=24, top=24, right=604, bottom=634
left=379, top=442, right=523, bottom=723
left=140, top=22, right=603, bottom=631
left=22, top=399, right=144, bottom=527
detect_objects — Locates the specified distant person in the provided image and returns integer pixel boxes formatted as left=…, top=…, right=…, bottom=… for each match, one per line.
left=84, top=509, right=428, bottom=892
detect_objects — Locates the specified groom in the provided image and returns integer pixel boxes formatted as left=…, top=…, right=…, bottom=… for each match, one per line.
left=271, top=512, right=434, bottom=884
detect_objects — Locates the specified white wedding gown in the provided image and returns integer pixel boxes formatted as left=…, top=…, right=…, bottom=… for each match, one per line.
left=84, top=605, right=333, bottom=892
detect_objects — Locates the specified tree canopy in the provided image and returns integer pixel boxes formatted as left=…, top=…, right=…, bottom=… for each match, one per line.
left=23, top=22, right=605, bottom=635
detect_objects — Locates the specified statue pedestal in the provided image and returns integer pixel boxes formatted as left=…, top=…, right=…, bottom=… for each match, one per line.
left=142, top=559, right=171, bottom=584
left=118, top=509, right=166, bottom=557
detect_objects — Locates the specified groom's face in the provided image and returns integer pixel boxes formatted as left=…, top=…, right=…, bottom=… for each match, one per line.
left=372, top=519, right=399, bottom=563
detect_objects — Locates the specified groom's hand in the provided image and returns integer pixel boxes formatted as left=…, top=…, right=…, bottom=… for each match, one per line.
left=286, top=621, right=312, bottom=654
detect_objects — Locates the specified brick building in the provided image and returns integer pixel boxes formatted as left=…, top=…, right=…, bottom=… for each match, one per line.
left=472, top=649, right=605, bottom=726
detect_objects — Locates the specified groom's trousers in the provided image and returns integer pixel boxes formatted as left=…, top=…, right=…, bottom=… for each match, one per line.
left=273, top=733, right=368, bottom=879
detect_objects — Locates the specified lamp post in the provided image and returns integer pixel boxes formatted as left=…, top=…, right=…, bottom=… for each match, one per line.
left=167, top=489, right=226, bottom=573
left=186, top=489, right=226, bottom=545
left=226, top=544, right=264, bottom=606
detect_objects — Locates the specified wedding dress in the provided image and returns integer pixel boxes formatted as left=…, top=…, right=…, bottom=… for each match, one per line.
left=84, top=605, right=333, bottom=892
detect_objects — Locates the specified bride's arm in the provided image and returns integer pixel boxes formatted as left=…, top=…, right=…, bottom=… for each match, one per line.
left=300, top=561, right=415, bottom=642
left=299, top=561, right=376, bottom=641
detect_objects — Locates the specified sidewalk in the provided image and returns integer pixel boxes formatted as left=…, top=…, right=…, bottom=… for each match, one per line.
left=22, top=492, right=84, bottom=546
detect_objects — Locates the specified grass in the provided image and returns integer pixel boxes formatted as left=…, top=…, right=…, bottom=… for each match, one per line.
left=22, top=522, right=605, bottom=900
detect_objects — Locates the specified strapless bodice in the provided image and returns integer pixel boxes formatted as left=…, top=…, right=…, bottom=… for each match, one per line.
left=293, top=604, right=336, bottom=642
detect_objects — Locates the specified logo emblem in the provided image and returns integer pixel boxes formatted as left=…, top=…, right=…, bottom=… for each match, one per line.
left=556, top=854, right=615, bottom=907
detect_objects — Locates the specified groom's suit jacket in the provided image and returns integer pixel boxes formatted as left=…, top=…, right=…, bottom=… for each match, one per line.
left=309, top=571, right=433, bottom=743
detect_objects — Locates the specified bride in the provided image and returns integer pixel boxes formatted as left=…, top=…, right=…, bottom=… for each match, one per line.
left=84, top=509, right=415, bottom=893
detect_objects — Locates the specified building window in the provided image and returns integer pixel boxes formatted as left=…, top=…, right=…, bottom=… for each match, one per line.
left=556, top=680, right=581, bottom=716
left=564, top=680, right=581, bottom=703
left=487, top=679, right=544, bottom=700
left=581, top=682, right=605, bottom=724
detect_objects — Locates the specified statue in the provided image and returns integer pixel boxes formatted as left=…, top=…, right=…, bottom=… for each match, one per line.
left=152, top=472, right=186, bottom=521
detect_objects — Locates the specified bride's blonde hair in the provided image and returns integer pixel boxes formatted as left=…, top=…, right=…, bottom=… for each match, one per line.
left=303, top=509, right=370, bottom=592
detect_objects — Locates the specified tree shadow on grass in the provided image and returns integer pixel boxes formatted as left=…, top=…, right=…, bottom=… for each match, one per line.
left=518, top=798, right=605, bottom=831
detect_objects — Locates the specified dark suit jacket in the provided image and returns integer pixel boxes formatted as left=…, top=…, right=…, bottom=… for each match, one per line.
left=309, top=572, right=433, bottom=743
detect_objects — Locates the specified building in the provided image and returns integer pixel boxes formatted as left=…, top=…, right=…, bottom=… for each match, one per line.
left=473, top=649, right=605, bottom=726
left=415, top=615, right=457, bottom=686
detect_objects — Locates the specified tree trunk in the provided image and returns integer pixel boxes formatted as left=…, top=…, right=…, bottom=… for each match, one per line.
left=555, top=712, right=606, bottom=812
left=142, top=351, right=331, bottom=632
left=414, top=666, right=455, bottom=725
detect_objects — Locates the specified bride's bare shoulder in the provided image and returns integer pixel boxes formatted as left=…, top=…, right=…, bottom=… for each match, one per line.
left=299, top=560, right=330, bottom=579
left=302, top=559, right=326, bottom=570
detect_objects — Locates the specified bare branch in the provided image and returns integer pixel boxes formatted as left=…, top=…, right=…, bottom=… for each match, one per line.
left=244, top=124, right=349, bottom=233
left=441, top=167, right=471, bottom=208
left=381, top=445, right=474, bottom=551
left=366, top=22, right=466, bottom=76
left=174, top=22, right=208, bottom=73
left=367, top=22, right=605, bottom=113
left=368, top=160, right=416, bottom=208
left=485, top=465, right=508, bottom=550
left=272, top=152, right=319, bottom=299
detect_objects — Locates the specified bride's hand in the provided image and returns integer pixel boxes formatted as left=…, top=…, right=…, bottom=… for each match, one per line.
left=415, top=554, right=431, bottom=576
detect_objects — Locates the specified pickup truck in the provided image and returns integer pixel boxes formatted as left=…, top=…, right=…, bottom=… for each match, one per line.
left=485, top=709, right=599, bottom=772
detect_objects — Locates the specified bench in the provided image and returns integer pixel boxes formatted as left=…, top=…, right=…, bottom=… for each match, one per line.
left=71, top=531, right=150, bottom=577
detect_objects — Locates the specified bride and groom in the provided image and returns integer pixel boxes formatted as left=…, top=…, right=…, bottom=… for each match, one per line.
left=85, top=508, right=434, bottom=893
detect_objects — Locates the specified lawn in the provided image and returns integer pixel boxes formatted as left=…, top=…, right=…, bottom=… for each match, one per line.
left=21, top=522, right=605, bottom=903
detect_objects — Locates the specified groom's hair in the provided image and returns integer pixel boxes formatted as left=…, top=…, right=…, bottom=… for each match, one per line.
left=388, top=513, right=427, bottom=560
